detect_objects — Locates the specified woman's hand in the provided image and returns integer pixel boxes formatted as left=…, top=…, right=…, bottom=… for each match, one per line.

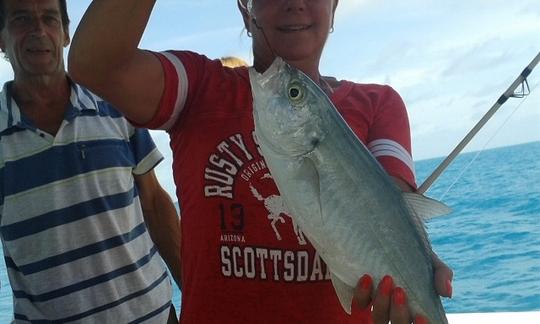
left=353, top=254, right=453, bottom=324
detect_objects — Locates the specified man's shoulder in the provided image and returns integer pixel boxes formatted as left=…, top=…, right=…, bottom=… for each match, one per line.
left=70, top=82, right=126, bottom=118
left=0, top=82, right=14, bottom=133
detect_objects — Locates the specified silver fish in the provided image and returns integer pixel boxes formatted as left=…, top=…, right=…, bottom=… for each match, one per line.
left=249, top=57, right=450, bottom=323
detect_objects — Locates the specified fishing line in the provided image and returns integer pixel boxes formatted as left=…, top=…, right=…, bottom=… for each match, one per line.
left=239, top=0, right=334, bottom=95
left=418, top=52, right=540, bottom=194
left=438, top=79, right=540, bottom=200
left=238, top=0, right=278, bottom=59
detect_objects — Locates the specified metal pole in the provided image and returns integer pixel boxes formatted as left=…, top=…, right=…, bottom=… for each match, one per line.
left=417, top=51, right=540, bottom=194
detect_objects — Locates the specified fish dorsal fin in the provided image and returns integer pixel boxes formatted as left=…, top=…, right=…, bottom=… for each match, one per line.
left=330, top=272, right=354, bottom=315
left=402, top=192, right=452, bottom=220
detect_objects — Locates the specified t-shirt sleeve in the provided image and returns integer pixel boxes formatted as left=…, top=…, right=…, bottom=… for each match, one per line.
left=137, top=50, right=218, bottom=132
left=367, top=86, right=417, bottom=189
left=129, top=127, right=164, bottom=175
left=133, top=51, right=188, bottom=131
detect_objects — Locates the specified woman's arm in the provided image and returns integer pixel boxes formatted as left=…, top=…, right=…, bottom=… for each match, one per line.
left=68, top=0, right=164, bottom=124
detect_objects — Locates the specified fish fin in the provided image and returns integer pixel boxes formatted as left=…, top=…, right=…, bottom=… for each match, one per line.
left=294, top=156, right=324, bottom=225
left=402, top=192, right=452, bottom=220
left=330, top=272, right=353, bottom=315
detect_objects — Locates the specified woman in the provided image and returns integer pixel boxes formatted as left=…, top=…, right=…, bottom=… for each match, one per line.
left=69, top=1, right=453, bottom=323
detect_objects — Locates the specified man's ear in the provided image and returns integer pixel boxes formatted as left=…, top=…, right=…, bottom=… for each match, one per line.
left=64, top=34, right=70, bottom=47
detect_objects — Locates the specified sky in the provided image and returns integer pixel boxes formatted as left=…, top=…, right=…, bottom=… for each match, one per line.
left=0, top=0, right=538, bottom=199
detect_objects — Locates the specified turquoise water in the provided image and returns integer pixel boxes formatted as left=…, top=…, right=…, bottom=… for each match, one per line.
left=419, top=141, right=540, bottom=313
left=1, top=141, right=539, bottom=320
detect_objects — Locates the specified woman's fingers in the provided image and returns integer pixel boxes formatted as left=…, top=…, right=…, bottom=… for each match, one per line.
left=354, top=274, right=374, bottom=309
left=389, top=287, right=412, bottom=324
left=356, top=274, right=435, bottom=324
left=371, top=275, right=393, bottom=324
left=432, top=254, right=454, bottom=298
left=414, top=315, right=429, bottom=324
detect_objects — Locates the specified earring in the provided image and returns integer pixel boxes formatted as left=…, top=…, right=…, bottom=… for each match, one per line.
left=329, top=26, right=334, bottom=33
left=247, top=30, right=252, bottom=37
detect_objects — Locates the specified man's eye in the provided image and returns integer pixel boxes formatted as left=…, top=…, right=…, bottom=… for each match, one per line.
left=13, top=16, right=29, bottom=23
left=42, top=15, right=60, bottom=25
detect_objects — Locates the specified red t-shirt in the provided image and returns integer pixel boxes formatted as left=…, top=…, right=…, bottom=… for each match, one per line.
left=144, top=51, right=416, bottom=324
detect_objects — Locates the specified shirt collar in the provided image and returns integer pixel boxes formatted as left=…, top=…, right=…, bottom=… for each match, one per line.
left=0, top=79, right=99, bottom=133
left=0, top=81, right=22, bottom=133
left=65, top=80, right=100, bottom=121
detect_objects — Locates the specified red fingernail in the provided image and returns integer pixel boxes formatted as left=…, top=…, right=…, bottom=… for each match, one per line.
left=393, top=287, right=406, bottom=306
left=446, top=279, right=453, bottom=298
left=379, top=275, right=393, bottom=296
left=359, top=274, right=373, bottom=290
left=415, top=315, right=428, bottom=324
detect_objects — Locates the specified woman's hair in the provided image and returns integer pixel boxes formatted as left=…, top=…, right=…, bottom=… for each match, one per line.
left=220, top=56, right=249, bottom=68
left=237, top=0, right=254, bottom=18
left=237, top=0, right=249, bottom=12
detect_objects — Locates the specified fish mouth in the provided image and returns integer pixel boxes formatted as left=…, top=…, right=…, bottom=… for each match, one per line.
left=251, top=57, right=287, bottom=83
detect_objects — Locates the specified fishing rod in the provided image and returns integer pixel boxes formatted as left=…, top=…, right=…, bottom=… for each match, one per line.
left=417, top=51, right=540, bottom=194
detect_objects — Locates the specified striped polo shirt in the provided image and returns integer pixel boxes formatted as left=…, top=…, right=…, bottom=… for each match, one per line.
left=0, top=81, right=172, bottom=323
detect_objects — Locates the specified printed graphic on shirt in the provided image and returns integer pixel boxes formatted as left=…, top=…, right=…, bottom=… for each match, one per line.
left=249, top=173, right=307, bottom=246
left=220, top=245, right=331, bottom=282
left=203, top=132, right=328, bottom=283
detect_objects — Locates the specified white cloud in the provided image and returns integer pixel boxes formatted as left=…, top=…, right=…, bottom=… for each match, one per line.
left=328, top=0, right=540, bottom=160
left=144, top=26, right=243, bottom=51
left=334, top=0, right=372, bottom=19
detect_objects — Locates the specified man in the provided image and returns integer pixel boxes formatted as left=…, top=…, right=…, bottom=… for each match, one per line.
left=0, top=0, right=181, bottom=322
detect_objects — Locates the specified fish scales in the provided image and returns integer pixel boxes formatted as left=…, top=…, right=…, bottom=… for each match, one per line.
left=249, top=57, right=449, bottom=323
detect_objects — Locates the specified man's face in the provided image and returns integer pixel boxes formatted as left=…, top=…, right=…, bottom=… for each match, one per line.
left=0, top=0, right=69, bottom=78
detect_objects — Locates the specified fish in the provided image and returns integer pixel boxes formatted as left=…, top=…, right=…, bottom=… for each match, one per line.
left=248, top=57, right=451, bottom=323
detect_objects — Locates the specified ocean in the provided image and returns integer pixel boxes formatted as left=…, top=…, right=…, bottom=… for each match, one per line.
left=420, top=141, right=540, bottom=313
left=0, top=141, right=538, bottom=321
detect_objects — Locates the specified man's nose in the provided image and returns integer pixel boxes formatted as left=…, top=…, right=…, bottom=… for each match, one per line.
left=29, top=18, right=47, bottom=36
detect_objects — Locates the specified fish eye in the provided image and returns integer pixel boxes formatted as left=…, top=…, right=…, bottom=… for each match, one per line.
left=288, top=81, right=305, bottom=103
